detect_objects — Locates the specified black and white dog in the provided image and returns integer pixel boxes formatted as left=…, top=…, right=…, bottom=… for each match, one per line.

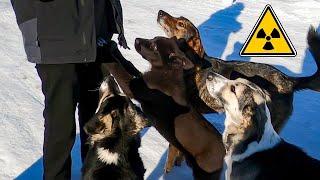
left=205, top=72, right=320, bottom=180
left=82, top=76, right=151, bottom=180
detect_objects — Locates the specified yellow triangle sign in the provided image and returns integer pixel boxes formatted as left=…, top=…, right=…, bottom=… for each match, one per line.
left=240, top=4, right=296, bottom=57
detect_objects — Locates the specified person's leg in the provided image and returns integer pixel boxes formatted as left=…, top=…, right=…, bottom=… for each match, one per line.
left=36, top=64, right=78, bottom=180
left=76, top=63, right=104, bottom=162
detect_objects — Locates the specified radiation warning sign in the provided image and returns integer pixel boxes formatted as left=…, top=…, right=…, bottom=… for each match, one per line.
left=240, top=4, right=296, bottom=57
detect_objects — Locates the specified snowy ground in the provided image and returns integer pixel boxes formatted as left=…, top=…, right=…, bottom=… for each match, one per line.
left=0, top=0, right=319, bottom=179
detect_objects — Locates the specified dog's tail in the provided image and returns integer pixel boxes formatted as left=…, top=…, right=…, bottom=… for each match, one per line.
left=294, top=26, right=320, bottom=92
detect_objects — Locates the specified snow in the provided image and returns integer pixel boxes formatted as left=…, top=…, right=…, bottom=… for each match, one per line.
left=0, top=0, right=319, bottom=179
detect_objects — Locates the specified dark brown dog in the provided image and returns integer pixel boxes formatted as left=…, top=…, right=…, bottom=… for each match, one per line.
left=100, top=40, right=224, bottom=179
left=135, top=36, right=225, bottom=178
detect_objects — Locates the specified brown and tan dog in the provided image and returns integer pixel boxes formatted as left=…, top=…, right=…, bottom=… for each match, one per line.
left=158, top=10, right=205, bottom=58
left=157, top=10, right=205, bottom=58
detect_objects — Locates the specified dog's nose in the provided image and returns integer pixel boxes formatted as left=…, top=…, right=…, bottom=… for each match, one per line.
left=158, top=10, right=165, bottom=17
left=207, top=72, right=215, bottom=81
left=135, top=38, right=142, bottom=52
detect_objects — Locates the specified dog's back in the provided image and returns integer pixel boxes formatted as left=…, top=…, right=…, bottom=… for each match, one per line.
left=231, top=141, right=320, bottom=180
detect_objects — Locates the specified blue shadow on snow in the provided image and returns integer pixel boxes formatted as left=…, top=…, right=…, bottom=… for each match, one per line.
left=198, top=2, right=244, bottom=59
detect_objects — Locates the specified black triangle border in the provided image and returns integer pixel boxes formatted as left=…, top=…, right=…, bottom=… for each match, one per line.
left=240, top=4, right=297, bottom=57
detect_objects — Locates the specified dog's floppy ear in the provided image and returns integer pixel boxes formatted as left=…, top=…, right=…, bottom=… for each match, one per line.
left=100, top=76, right=122, bottom=97
left=175, top=38, right=189, bottom=50
left=169, top=53, right=194, bottom=70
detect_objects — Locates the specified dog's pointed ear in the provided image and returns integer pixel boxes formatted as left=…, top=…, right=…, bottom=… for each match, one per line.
left=100, top=76, right=122, bottom=97
left=127, top=104, right=153, bottom=135
left=253, top=103, right=268, bottom=142
left=169, top=53, right=194, bottom=70
left=242, top=102, right=268, bottom=143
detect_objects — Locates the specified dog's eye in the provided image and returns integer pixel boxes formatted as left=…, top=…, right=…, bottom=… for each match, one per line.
left=110, top=110, right=118, bottom=118
left=150, top=43, right=157, bottom=51
left=178, top=22, right=185, bottom=28
left=231, top=85, right=236, bottom=94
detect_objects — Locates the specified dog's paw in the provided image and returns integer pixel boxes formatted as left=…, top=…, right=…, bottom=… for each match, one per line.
left=164, top=166, right=173, bottom=174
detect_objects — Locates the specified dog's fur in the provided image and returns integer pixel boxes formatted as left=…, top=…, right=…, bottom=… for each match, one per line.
left=205, top=73, right=320, bottom=180
left=157, top=10, right=320, bottom=172
left=82, top=76, right=150, bottom=180
left=158, top=11, right=320, bottom=131
left=134, top=36, right=225, bottom=179
left=100, top=38, right=225, bottom=179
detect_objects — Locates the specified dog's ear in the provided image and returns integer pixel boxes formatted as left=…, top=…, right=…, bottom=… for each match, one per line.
left=242, top=102, right=268, bottom=143
left=127, top=104, right=152, bottom=135
left=169, top=53, right=194, bottom=70
left=100, top=76, right=122, bottom=97
left=175, top=37, right=189, bottom=51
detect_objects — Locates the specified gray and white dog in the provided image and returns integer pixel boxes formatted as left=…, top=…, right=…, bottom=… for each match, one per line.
left=205, top=72, right=320, bottom=180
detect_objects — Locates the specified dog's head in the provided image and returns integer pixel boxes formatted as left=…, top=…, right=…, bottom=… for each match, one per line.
left=135, top=36, right=194, bottom=70
left=135, top=36, right=196, bottom=105
left=205, top=72, right=275, bottom=154
left=157, top=10, right=204, bottom=57
left=84, top=76, right=151, bottom=144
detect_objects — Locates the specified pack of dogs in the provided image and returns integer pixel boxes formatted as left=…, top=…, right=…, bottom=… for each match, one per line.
left=82, top=10, right=320, bottom=180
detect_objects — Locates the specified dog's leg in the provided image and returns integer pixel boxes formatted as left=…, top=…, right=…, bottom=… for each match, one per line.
left=165, top=144, right=182, bottom=173
left=174, top=150, right=185, bottom=166
left=102, top=63, right=135, bottom=98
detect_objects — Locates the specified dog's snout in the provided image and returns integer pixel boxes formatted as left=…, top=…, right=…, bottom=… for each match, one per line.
left=84, top=119, right=104, bottom=135
left=207, top=73, right=215, bottom=82
left=207, top=72, right=218, bottom=82
left=135, top=38, right=141, bottom=45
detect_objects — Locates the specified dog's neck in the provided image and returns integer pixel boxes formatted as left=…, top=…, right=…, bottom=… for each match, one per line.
left=223, top=105, right=281, bottom=180
left=226, top=105, right=281, bottom=160
left=186, top=35, right=205, bottom=59
left=93, top=130, right=132, bottom=166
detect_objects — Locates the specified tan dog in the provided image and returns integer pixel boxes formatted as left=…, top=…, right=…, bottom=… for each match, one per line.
left=158, top=10, right=205, bottom=58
